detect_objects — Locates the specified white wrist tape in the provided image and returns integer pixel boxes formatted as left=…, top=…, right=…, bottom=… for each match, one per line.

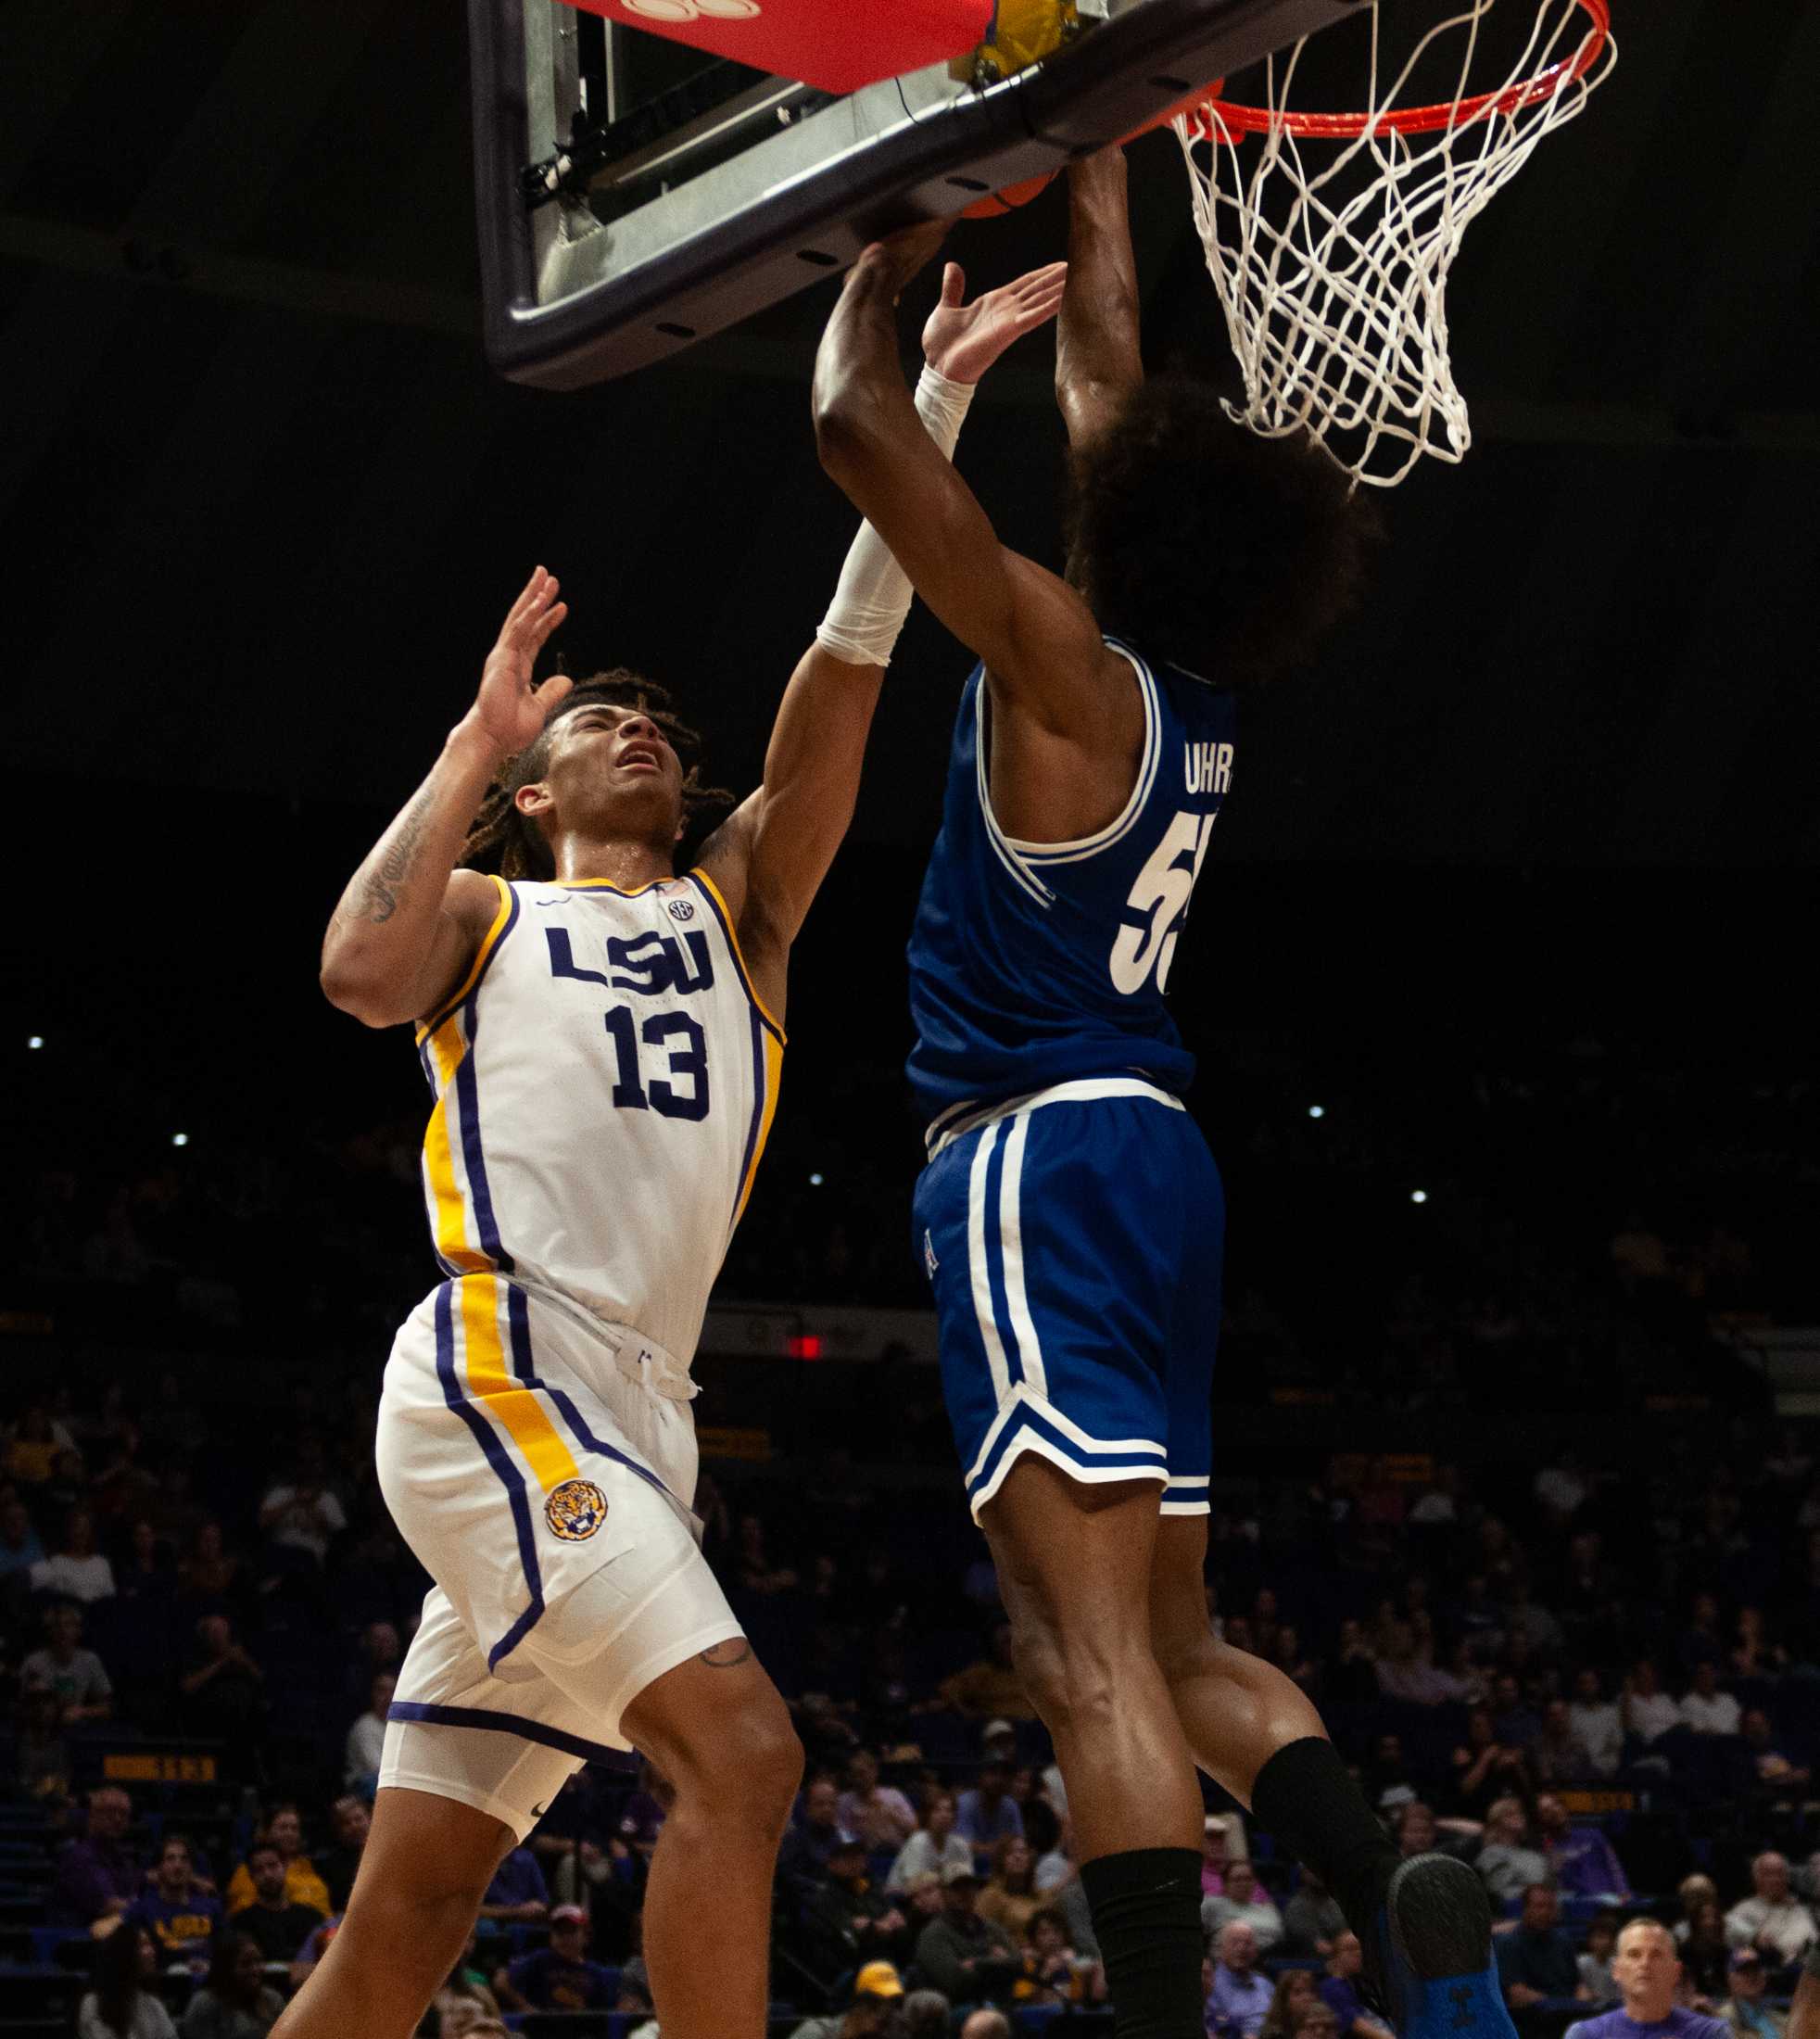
left=816, top=364, right=976, bottom=668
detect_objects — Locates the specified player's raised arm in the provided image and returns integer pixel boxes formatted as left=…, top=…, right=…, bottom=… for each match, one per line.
left=703, top=263, right=1066, bottom=969
left=1055, top=146, right=1144, bottom=450
left=813, top=229, right=1110, bottom=727
left=320, top=568, right=571, bottom=1029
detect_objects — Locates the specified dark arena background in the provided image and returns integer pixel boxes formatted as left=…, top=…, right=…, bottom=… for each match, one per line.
left=4, top=2, right=1820, bottom=2037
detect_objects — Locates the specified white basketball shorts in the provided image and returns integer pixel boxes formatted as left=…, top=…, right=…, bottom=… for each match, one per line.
left=375, top=1273, right=742, bottom=1839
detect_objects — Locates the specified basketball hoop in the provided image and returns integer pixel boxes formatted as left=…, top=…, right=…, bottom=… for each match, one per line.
left=1171, top=0, right=1615, bottom=488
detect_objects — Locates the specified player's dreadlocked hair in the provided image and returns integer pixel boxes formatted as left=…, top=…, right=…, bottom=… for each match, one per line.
left=459, top=669, right=734, bottom=880
left=1063, top=376, right=1380, bottom=688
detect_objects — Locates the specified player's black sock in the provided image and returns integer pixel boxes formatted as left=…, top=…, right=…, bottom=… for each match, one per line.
left=1250, top=1735, right=1399, bottom=1936
left=1079, top=1845, right=1205, bottom=2039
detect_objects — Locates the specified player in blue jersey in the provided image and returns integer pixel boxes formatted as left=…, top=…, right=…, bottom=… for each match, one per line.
left=814, top=155, right=1505, bottom=2039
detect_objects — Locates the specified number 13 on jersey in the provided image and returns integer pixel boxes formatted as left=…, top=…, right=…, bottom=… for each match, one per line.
left=1109, top=810, right=1217, bottom=995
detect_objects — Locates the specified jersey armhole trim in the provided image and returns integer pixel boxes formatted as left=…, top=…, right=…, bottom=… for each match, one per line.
left=414, top=875, right=518, bottom=1045
left=684, top=869, right=787, bottom=1046
left=1000, top=639, right=1161, bottom=865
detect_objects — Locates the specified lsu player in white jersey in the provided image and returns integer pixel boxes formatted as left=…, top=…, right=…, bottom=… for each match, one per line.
left=289, top=259, right=1066, bottom=2039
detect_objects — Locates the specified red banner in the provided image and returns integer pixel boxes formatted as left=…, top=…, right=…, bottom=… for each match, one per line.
left=561, top=0, right=995, bottom=95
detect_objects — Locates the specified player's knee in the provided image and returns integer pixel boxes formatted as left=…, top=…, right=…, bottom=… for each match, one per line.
left=1006, top=1607, right=1126, bottom=1739
left=679, top=1688, right=803, bottom=1826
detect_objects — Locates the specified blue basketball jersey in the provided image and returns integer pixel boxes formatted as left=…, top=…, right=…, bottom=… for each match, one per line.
left=906, top=637, right=1237, bottom=1127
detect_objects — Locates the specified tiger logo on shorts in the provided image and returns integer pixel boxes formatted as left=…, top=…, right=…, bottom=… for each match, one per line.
left=544, top=1477, right=609, bottom=1542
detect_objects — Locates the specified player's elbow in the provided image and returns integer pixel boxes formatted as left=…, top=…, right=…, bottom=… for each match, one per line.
left=812, top=374, right=884, bottom=487
left=319, top=961, right=408, bottom=1030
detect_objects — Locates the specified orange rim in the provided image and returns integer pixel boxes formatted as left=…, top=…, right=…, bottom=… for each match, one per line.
left=1182, top=0, right=1610, bottom=141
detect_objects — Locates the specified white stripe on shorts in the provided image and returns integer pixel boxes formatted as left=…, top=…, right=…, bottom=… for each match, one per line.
left=967, top=1121, right=1012, bottom=1400
left=995, top=1112, right=1047, bottom=1401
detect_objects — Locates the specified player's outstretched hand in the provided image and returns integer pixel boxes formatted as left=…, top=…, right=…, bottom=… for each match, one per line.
left=922, top=260, right=1068, bottom=386
left=469, top=566, right=572, bottom=757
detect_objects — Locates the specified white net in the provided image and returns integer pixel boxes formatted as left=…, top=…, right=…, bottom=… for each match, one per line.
left=1173, top=0, right=1616, bottom=488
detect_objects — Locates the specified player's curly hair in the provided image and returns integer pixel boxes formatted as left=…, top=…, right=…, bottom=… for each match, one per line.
left=460, top=670, right=734, bottom=880
left=1063, top=377, right=1380, bottom=687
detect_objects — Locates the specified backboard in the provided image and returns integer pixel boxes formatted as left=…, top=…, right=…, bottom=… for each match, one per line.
left=471, top=0, right=1359, bottom=390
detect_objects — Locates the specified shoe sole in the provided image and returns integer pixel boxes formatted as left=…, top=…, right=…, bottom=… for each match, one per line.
left=1386, top=1854, right=1496, bottom=1982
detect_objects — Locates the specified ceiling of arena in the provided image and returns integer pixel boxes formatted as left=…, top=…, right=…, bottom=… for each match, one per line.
left=5, top=0, right=1817, bottom=868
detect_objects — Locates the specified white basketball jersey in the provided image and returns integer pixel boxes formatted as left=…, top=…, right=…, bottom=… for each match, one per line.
left=414, top=870, right=783, bottom=1367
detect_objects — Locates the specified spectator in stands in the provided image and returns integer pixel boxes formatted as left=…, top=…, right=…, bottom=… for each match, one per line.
left=1477, top=1797, right=1550, bottom=1907
left=1013, top=1906, right=1099, bottom=2007
left=1450, top=1707, right=1531, bottom=1818
left=958, top=2014, right=1012, bottom=2039
left=179, top=1930, right=284, bottom=2038
left=316, top=1795, right=369, bottom=1913
left=976, top=1834, right=1043, bottom=1942
left=225, top=1806, right=329, bottom=1918
left=1494, top=1670, right=1545, bottom=1751
left=1536, top=1792, right=1632, bottom=1902
left=342, top=1673, right=393, bottom=1791
left=1207, top=1920, right=1275, bottom=2038
left=938, top=1623, right=1034, bottom=1720
left=52, top=1783, right=143, bottom=1926
left=1320, top=1931, right=1396, bottom=2039
left=1580, top=1913, right=1623, bottom=2005
left=1623, top=1660, right=1682, bottom=1747
left=779, top=1773, right=860, bottom=1906
left=1326, top=1617, right=1381, bottom=1705
left=0, top=1493, right=45, bottom=1577
left=900, top=1988, right=952, bottom=2039
left=232, top=1842, right=324, bottom=1964
left=787, top=1962, right=906, bottom=2039
left=77, top=1919, right=178, bottom=2039
left=884, top=1786, right=974, bottom=1892
left=478, top=1842, right=550, bottom=1924
left=257, top=1465, right=345, bottom=1566
left=838, top=1748, right=917, bottom=1851
left=1562, top=1918, right=1727, bottom=2039
left=31, top=1506, right=117, bottom=1603
left=1569, top=1669, right=1624, bottom=1779
left=1721, top=1949, right=1788, bottom=2039
left=1498, top=1883, right=1586, bottom=2008
left=1534, top=1701, right=1599, bottom=1786
left=1682, top=1663, right=1744, bottom=1738
left=1203, top=1859, right=1285, bottom=1955
left=1281, top=1866, right=1346, bottom=1957
left=1396, top=1803, right=1442, bottom=1859
left=19, top=1601, right=113, bottom=1725
left=427, top=1932, right=501, bottom=2033
left=954, top=1759, right=1024, bottom=1847
left=1260, top=1969, right=1322, bottom=2039
left=1730, top=1610, right=1787, bottom=1684
left=117, top=1519, right=174, bottom=1607
left=1680, top=1880, right=1724, bottom=1941
left=1683, top=1902, right=1734, bottom=2003
left=1726, top=1854, right=1818, bottom=1965
left=801, top=1833, right=914, bottom=1980
left=494, top=1904, right=617, bottom=2012
left=1741, top=1710, right=1812, bottom=1800
left=177, top=1615, right=265, bottom=1764
left=734, top=1510, right=798, bottom=1596
left=1680, top=1595, right=1727, bottom=1678
left=128, top=1834, right=221, bottom=1975
left=1201, top=1814, right=1237, bottom=1897
left=177, top=1521, right=242, bottom=1616
left=913, top=1864, right=1020, bottom=2006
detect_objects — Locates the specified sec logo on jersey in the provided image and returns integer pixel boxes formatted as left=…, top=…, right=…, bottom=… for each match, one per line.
left=544, top=1478, right=609, bottom=1542
left=667, top=900, right=695, bottom=921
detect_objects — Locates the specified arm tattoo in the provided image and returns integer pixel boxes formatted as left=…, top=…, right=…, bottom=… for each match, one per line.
left=700, top=1638, right=752, bottom=1669
left=359, top=782, right=438, bottom=924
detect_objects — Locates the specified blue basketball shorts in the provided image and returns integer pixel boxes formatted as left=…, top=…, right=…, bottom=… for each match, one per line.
left=913, top=1076, right=1224, bottom=1521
